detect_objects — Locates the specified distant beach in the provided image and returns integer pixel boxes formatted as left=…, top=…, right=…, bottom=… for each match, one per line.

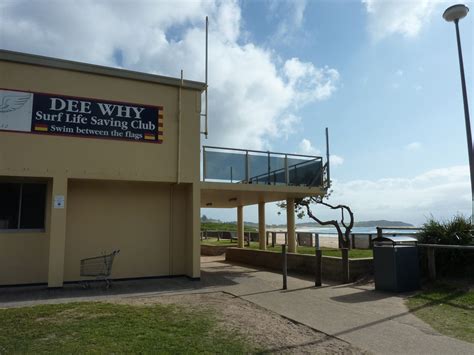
left=266, top=229, right=338, bottom=248
left=267, top=226, right=419, bottom=248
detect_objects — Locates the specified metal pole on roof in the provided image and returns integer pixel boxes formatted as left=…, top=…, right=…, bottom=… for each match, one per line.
left=177, top=69, right=183, bottom=184
left=325, top=127, right=330, bottom=189
left=200, top=16, right=209, bottom=138
left=205, top=16, right=209, bottom=138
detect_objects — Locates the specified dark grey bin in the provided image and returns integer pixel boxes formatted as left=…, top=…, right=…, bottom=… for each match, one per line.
left=373, top=236, right=420, bottom=292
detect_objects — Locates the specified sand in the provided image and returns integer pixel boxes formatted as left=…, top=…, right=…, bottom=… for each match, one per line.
left=267, top=230, right=340, bottom=249
left=111, top=292, right=364, bottom=354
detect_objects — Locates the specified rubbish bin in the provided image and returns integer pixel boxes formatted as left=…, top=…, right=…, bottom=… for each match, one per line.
left=373, top=235, right=420, bottom=292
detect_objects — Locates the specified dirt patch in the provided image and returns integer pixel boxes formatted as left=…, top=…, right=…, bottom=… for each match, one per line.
left=35, top=307, right=113, bottom=324
left=110, top=291, right=367, bottom=354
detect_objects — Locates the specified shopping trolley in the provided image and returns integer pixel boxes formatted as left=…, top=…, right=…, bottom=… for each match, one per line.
left=80, top=249, right=120, bottom=288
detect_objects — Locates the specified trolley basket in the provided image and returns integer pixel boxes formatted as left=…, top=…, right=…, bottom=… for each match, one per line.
left=80, top=249, right=120, bottom=288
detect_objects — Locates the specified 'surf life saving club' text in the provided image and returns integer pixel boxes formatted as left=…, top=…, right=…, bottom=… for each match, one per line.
left=32, top=94, right=163, bottom=143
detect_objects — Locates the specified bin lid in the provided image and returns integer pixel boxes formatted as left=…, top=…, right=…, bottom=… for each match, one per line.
left=373, top=235, right=418, bottom=245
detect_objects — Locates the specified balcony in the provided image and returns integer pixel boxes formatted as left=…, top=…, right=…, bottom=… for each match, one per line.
left=202, top=146, right=329, bottom=188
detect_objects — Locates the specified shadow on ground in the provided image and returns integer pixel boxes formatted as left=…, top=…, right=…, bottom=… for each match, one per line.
left=0, top=258, right=366, bottom=306
left=330, top=288, right=398, bottom=303
left=0, top=261, right=265, bottom=305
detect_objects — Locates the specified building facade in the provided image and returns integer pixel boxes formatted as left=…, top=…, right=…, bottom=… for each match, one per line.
left=1, top=50, right=328, bottom=288
left=0, top=50, right=204, bottom=287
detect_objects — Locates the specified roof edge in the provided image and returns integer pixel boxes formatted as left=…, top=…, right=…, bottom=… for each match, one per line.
left=0, top=49, right=206, bottom=91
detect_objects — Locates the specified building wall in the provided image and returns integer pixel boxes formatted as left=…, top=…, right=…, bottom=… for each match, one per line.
left=0, top=60, right=201, bottom=183
left=0, top=233, right=50, bottom=285
left=63, top=180, right=191, bottom=281
left=0, top=178, right=52, bottom=285
left=0, top=55, right=202, bottom=286
left=0, top=179, right=194, bottom=286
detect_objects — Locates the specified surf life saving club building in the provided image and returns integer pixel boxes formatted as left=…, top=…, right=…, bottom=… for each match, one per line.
left=0, top=50, right=329, bottom=287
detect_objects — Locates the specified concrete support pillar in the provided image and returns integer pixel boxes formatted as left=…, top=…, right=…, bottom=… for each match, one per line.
left=258, top=202, right=266, bottom=250
left=47, top=176, right=68, bottom=288
left=287, top=198, right=296, bottom=253
left=185, top=183, right=201, bottom=279
left=237, top=206, right=244, bottom=248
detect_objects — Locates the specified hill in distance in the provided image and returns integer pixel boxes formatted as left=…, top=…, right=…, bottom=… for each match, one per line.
left=201, top=215, right=414, bottom=228
left=292, top=220, right=414, bottom=228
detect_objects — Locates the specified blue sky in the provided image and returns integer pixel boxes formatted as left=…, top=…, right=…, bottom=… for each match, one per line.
left=243, top=0, right=473, bottom=181
left=1, top=0, right=473, bottom=225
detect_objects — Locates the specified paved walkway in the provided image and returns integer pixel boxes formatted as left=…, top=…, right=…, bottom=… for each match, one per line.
left=1, top=256, right=473, bottom=354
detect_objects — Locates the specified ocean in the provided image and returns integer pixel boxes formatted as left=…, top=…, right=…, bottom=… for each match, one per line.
left=296, top=226, right=419, bottom=236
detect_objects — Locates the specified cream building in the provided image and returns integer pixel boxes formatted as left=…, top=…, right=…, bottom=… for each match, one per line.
left=0, top=50, right=328, bottom=287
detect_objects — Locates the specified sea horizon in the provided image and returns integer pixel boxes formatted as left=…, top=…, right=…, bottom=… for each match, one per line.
left=294, top=226, right=420, bottom=236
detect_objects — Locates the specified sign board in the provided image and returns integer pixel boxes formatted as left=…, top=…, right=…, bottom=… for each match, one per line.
left=54, top=195, right=65, bottom=209
left=0, top=89, right=163, bottom=143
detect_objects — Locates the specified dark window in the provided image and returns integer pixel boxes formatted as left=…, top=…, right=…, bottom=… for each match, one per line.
left=0, top=184, right=20, bottom=229
left=0, top=183, right=46, bottom=230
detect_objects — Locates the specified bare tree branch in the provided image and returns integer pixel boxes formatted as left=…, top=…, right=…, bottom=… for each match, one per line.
left=296, top=198, right=354, bottom=249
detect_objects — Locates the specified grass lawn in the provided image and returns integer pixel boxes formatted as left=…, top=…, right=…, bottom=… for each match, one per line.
left=201, top=239, right=373, bottom=259
left=407, top=282, right=474, bottom=343
left=0, top=302, right=258, bottom=353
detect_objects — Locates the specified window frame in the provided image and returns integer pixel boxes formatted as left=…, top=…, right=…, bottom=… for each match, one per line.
left=0, top=181, right=48, bottom=233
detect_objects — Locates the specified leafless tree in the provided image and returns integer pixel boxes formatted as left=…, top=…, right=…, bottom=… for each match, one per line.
left=279, top=196, right=354, bottom=249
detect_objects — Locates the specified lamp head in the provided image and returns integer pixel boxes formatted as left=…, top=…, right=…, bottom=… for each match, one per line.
left=443, top=4, right=469, bottom=22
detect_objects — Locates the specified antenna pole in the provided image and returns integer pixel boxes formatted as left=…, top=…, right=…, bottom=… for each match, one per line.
left=325, top=127, right=330, bottom=188
left=204, top=16, right=209, bottom=139
left=177, top=69, right=183, bottom=184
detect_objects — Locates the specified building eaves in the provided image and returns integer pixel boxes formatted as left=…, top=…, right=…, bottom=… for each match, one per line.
left=0, top=49, right=206, bottom=92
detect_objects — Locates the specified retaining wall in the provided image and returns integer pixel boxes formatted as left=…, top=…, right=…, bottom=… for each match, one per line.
left=225, top=247, right=373, bottom=282
left=200, top=245, right=232, bottom=256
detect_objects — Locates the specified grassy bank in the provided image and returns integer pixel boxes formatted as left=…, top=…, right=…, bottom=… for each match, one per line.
left=407, top=282, right=474, bottom=343
left=0, top=302, right=257, bottom=353
left=201, top=239, right=373, bottom=259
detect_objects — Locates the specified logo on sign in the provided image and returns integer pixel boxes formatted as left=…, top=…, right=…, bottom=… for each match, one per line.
left=0, top=90, right=34, bottom=132
left=0, top=93, right=31, bottom=113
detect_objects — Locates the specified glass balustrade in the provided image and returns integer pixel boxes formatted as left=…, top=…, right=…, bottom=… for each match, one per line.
left=202, top=146, right=326, bottom=187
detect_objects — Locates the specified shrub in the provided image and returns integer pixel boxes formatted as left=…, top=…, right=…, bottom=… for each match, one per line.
left=418, top=215, right=472, bottom=245
left=418, top=215, right=474, bottom=278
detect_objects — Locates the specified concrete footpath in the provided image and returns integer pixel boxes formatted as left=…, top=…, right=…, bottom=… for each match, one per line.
left=200, top=257, right=473, bottom=354
left=1, top=256, right=473, bottom=354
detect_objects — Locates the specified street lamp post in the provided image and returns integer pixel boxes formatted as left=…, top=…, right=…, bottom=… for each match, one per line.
left=443, top=4, right=473, bottom=222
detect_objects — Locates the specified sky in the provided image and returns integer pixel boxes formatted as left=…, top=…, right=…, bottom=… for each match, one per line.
left=1, top=0, right=473, bottom=225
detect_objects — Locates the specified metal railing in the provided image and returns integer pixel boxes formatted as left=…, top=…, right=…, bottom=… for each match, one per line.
left=202, top=146, right=328, bottom=187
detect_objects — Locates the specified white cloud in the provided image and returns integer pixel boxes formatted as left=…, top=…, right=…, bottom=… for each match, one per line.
left=299, top=139, right=344, bottom=166
left=330, top=154, right=344, bottom=166
left=270, top=0, right=308, bottom=44
left=284, top=58, right=340, bottom=104
left=280, top=114, right=301, bottom=139
left=328, top=165, right=470, bottom=225
left=0, top=0, right=338, bottom=151
left=291, top=0, right=308, bottom=27
left=395, top=69, right=404, bottom=76
left=203, top=165, right=469, bottom=225
left=299, top=138, right=321, bottom=156
left=362, top=0, right=442, bottom=40
left=405, top=142, right=422, bottom=151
